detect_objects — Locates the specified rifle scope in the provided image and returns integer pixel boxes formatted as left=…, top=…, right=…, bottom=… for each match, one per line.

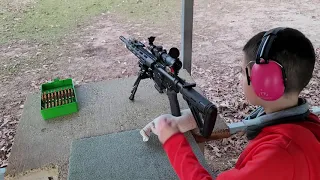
left=147, top=36, right=182, bottom=74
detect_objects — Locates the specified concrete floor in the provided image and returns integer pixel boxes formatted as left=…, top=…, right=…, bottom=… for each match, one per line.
left=6, top=70, right=226, bottom=179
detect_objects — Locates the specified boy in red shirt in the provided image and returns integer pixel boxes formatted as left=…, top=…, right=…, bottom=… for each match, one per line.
left=141, top=27, right=320, bottom=179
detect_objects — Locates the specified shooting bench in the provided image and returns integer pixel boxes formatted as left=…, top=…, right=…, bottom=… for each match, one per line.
left=5, top=69, right=224, bottom=180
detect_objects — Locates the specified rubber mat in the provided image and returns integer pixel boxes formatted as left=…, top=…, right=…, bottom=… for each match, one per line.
left=68, top=129, right=215, bottom=180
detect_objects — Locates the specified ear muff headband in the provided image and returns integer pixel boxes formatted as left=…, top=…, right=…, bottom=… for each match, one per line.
left=256, top=27, right=286, bottom=64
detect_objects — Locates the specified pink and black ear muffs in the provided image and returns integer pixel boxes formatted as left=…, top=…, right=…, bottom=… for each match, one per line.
left=245, top=27, right=287, bottom=101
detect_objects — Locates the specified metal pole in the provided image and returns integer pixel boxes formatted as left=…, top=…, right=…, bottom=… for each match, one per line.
left=181, top=0, right=194, bottom=74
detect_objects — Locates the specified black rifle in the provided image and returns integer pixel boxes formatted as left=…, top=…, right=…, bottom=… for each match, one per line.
left=119, top=36, right=217, bottom=138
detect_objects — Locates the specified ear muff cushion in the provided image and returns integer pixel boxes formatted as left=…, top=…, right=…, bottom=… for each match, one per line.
left=251, top=61, right=285, bottom=101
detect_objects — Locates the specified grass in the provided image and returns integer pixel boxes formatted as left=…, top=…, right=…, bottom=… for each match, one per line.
left=0, top=0, right=180, bottom=44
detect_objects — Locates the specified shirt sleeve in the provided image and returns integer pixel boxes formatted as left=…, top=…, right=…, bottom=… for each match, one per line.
left=163, top=133, right=294, bottom=180
left=163, top=133, right=214, bottom=180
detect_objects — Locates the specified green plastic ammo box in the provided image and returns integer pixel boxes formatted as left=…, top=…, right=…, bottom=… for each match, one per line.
left=40, top=78, right=79, bottom=120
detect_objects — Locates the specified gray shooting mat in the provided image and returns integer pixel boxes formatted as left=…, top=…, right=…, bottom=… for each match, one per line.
left=67, top=129, right=216, bottom=180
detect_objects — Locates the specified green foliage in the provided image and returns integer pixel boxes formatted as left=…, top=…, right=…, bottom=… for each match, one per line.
left=0, top=0, right=180, bottom=44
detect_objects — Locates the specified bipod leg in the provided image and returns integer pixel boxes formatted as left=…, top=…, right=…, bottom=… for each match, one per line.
left=129, top=69, right=147, bottom=100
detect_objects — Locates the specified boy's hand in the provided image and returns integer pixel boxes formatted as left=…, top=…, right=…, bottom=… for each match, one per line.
left=139, top=109, right=196, bottom=142
left=152, top=118, right=180, bottom=144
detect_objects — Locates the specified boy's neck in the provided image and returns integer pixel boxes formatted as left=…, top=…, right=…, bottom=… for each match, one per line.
left=262, top=95, right=299, bottom=114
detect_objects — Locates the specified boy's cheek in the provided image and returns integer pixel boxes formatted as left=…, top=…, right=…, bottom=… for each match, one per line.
left=240, top=74, right=247, bottom=88
left=242, top=79, right=254, bottom=102
left=245, top=86, right=259, bottom=105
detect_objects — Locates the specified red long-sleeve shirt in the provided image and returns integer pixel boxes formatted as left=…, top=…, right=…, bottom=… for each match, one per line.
left=163, top=113, right=320, bottom=180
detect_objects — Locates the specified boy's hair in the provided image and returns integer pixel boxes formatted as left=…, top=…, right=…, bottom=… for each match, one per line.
left=242, top=28, right=316, bottom=95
